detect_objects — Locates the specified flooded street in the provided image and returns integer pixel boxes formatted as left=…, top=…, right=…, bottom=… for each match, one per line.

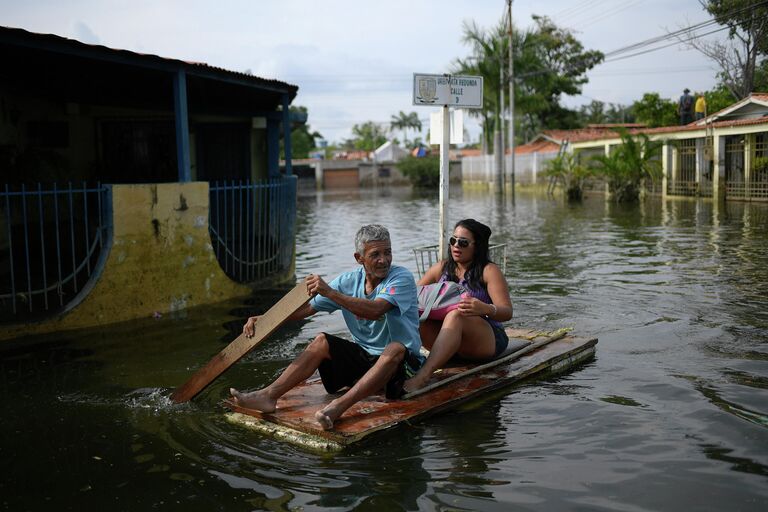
left=1, top=187, right=767, bottom=511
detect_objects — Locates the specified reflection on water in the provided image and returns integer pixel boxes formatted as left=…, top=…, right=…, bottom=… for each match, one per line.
left=1, top=189, right=767, bottom=510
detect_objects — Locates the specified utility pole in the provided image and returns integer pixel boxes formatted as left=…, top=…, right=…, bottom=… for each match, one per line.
left=497, top=71, right=505, bottom=194
left=507, top=0, right=515, bottom=194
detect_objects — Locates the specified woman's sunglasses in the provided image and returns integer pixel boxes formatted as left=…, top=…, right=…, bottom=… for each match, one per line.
left=449, top=236, right=474, bottom=248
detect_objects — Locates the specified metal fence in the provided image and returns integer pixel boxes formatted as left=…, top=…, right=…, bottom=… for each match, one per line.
left=461, top=152, right=558, bottom=185
left=208, top=177, right=297, bottom=283
left=413, top=244, right=507, bottom=279
left=0, top=183, right=111, bottom=323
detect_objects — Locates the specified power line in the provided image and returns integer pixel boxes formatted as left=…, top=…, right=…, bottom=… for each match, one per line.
left=602, top=0, right=768, bottom=59
left=567, top=0, right=644, bottom=30
left=550, top=0, right=606, bottom=24
left=604, top=25, right=731, bottom=63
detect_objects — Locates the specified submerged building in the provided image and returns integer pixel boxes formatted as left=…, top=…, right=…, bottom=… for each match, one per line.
left=462, top=95, right=768, bottom=202
left=0, top=26, right=301, bottom=338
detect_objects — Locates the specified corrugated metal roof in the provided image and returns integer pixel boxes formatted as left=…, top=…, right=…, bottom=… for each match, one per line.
left=0, top=25, right=298, bottom=97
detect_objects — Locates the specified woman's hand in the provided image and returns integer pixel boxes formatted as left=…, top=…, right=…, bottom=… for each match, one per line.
left=457, top=296, right=491, bottom=317
left=242, top=315, right=262, bottom=338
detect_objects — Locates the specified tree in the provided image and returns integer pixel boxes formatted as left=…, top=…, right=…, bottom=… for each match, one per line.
left=280, top=106, right=322, bottom=159
left=453, top=19, right=508, bottom=153
left=592, top=129, right=663, bottom=202
left=517, top=16, right=604, bottom=132
left=453, top=15, right=603, bottom=152
left=543, top=152, right=592, bottom=200
left=577, top=100, right=635, bottom=125
left=390, top=111, right=422, bottom=146
left=704, top=85, right=736, bottom=115
left=678, top=0, right=768, bottom=100
left=632, top=93, right=678, bottom=127
left=348, top=121, right=387, bottom=152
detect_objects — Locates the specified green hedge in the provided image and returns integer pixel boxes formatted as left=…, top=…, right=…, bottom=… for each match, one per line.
left=397, top=155, right=439, bottom=188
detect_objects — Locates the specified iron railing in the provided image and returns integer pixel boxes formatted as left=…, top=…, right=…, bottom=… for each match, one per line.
left=208, top=177, right=297, bottom=283
left=413, top=243, right=507, bottom=279
left=0, top=183, right=111, bottom=322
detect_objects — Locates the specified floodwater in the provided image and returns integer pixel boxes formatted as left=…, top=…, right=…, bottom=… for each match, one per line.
left=1, top=187, right=767, bottom=511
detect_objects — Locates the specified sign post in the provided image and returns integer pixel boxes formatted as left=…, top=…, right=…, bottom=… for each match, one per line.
left=413, top=73, right=483, bottom=258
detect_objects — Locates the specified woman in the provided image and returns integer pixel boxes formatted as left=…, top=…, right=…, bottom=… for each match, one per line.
left=403, top=219, right=513, bottom=392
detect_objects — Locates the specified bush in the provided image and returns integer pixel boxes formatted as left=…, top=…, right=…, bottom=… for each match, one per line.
left=397, top=155, right=440, bottom=188
left=592, top=129, right=662, bottom=202
left=543, top=152, right=592, bottom=201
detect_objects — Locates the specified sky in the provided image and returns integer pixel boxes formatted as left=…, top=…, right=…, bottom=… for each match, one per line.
left=1, top=0, right=725, bottom=144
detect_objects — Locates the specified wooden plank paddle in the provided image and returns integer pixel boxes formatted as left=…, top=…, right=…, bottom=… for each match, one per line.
left=170, top=278, right=311, bottom=403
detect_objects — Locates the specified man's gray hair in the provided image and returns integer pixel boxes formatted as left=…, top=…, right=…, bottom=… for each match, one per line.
left=355, top=224, right=390, bottom=253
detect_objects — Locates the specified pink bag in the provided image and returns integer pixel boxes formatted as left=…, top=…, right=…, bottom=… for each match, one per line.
left=417, top=282, right=466, bottom=321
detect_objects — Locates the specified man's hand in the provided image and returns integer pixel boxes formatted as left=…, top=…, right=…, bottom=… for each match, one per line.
left=242, top=315, right=262, bottom=338
left=306, top=274, right=332, bottom=297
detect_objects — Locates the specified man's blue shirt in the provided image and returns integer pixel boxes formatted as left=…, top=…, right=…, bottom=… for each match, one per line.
left=310, top=265, right=423, bottom=361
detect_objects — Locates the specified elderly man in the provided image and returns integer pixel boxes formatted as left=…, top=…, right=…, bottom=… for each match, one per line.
left=230, top=224, right=423, bottom=430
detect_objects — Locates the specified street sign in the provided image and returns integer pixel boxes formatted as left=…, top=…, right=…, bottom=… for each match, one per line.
left=413, top=73, right=483, bottom=108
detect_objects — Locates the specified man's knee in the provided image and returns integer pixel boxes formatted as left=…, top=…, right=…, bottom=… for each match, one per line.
left=382, top=341, right=406, bottom=363
left=307, top=333, right=331, bottom=358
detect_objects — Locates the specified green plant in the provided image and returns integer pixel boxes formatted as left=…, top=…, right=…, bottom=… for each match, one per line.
left=592, top=129, right=663, bottom=202
left=397, top=155, right=440, bottom=188
left=753, top=155, right=768, bottom=173
left=543, top=152, right=592, bottom=200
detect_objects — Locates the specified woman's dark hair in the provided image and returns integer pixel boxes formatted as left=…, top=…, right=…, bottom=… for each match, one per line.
left=442, top=218, right=493, bottom=291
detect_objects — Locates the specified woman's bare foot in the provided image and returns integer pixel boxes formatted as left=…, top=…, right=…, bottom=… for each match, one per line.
left=229, top=388, right=277, bottom=413
left=314, top=402, right=344, bottom=430
left=402, top=376, right=428, bottom=394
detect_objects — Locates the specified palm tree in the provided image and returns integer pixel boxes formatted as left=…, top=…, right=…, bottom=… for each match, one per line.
left=453, top=20, right=508, bottom=153
left=593, top=129, right=663, bottom=202
left=543, top=152, right=592, bottom=201
left=390, top=111, right=422, bottom=146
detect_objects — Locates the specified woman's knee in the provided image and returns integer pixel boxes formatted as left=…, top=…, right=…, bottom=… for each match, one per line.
left=443, top=309, right=464, bottom=325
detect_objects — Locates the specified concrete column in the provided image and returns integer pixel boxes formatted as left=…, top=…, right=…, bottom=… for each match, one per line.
left=712, top=135, right=726, bottom=202
left=662, top=143, right=669, bottom=198
left=532, top=151, right=538, bottom=185
left=604, top=143, right=611, bottom=196
left=744, top=133, right=752, bottom=200
left=671, top=144, right=679, bottom=196
left=314, top=160, right=324, bottom=190
left=695, top=138, right=703, bottom=190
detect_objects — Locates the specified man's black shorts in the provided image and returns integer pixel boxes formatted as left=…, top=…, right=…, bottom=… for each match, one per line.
left=318, top=333, right=422, bottom=399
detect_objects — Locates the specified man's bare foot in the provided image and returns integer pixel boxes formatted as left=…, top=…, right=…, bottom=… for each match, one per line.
left=314, top=402, right=343, bottom=430
left=229, top=388, right=277, bottom=413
